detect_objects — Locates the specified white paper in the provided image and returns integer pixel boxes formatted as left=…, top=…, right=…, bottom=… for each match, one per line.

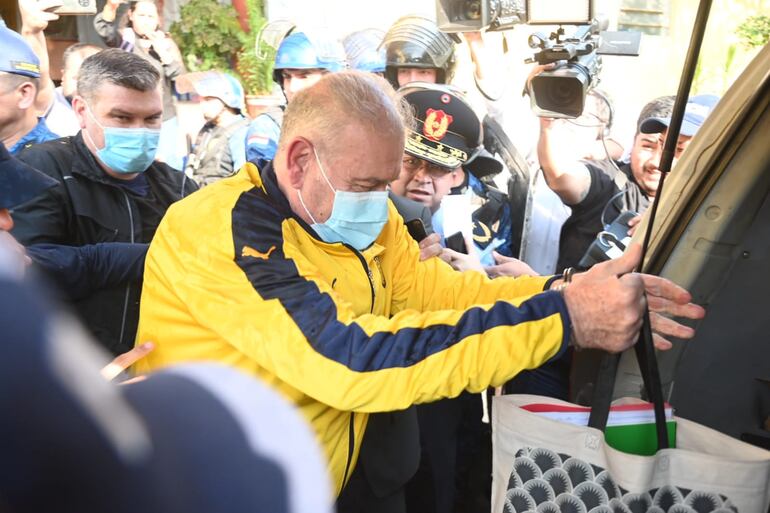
left=439, top=193, right=473, bottom=239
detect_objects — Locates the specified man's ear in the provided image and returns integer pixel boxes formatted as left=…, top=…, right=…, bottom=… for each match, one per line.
left=71, top=95, right=88, bottom=130
left=17, top=82, right=37, bottom=111
left=284, top=137, right=314, bottom=189
left=450, top=167, right=465, bottom=188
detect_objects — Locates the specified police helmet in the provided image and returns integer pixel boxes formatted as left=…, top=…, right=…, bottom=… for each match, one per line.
left=382, top=16, right=456, bottom=89
left=176, top=71, right=245, bottom=112
left=343, top=29, right=386, bottom=74
left=398, top=83, right=483, bottom=170
left=273, top=32, right=347, bottom=86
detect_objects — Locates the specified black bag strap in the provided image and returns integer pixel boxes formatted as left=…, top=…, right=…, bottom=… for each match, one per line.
left=587, top=306, right=670, bottom=450
left=586, top=0, right=714, bottom=454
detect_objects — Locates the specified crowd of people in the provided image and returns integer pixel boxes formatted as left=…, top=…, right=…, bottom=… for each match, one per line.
left=0, top=2, right=713, bottom=512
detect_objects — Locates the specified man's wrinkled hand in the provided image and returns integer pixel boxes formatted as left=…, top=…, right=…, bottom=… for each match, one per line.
left=563, top=244, right=645, bottom=353
left=418, top=232, right=442, bottom=262
left=562, top=243, right=704, bottom=353
left=100, top=342, right=154, bottom=381
left=636, top=273, right=705, bottom=349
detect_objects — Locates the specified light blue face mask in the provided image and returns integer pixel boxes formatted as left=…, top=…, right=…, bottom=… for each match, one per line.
left=84, top=107, right=161, bottom=174
left=297, top=147, right=389, bottom=251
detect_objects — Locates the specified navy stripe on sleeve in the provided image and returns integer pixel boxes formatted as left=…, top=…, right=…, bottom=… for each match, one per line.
left=231, top=181, right=570, bottom=373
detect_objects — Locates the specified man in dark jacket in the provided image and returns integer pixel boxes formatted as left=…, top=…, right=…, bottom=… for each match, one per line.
left=11, top=49, right=197, bottom=355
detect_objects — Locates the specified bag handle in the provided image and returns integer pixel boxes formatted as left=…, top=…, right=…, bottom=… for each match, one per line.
left=587, top=303, right=670, bottom=450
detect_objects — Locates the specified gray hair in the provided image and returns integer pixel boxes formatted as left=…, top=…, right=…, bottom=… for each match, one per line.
left=0, top=72, right=39, bottom=94
left=636, top=95, right=676, bottom=134
left=279, top=70, right=412, bottom=160
left=77, top=48, right=161, bottom=102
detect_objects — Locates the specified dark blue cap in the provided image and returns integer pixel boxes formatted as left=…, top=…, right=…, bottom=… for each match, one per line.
left=0, top=275, right=334, bottom=513
left=0, top=24, right=41, bottom=78
left=0, top=143, right=57, bottom=209
left=640, top=94, right=719, bottom=137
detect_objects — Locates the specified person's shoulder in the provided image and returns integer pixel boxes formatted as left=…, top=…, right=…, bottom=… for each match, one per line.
left=470, top=173, right=508, bottom=205
left=565, top=159, right=619, bottom=211
left=17, top=135, right=75, bottom=155
left=583, top=159, right=626, bottom=180
left=149, top=160, right=183, bottom=177
left=146, top=161, right=198, bottom=193
left=247, top=112, right=282, bottom=134
left=16, top=137, right=77, bottom=179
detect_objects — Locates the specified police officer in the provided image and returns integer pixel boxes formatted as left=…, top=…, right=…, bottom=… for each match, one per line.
left=391, top=83, right=512, bottom=265
left=343, top=29, right=387, bottom=76
left=381, top=15, right=457, bottom=88
left=386, top=83, right=509, bottom=513
left=245, top=30, right=346, bottom=169
left=381, top=15, right=531, bottom=258
left=177, top=71, right=249, bottom=186
left=0, top=23, right=59, bottom=155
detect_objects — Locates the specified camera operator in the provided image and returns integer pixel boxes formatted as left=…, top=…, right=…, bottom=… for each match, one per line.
left=538, top=92, right=718, bottom=273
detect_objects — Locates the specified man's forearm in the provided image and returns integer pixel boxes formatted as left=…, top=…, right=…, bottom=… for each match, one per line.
left=537, top=122, right=591, bottom=205
left=27, top=242, right=149, bottom=300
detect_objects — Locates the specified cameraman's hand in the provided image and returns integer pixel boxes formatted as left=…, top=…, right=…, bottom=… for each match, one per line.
left=525, top=62, right=556, bottom=95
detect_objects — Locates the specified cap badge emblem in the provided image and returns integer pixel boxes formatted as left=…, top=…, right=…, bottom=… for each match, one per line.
left=423, top=108, right=453, bottom=141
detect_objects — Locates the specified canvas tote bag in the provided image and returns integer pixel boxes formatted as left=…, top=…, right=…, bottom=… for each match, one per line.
left=492, top=319, right=770, bottom=513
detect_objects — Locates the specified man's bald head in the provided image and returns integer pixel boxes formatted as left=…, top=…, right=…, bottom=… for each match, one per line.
left=278, top=70, right=411, bottom=161
left=275, top=71, right=410, bottom=227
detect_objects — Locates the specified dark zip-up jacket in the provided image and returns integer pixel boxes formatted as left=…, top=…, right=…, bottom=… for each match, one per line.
left=11, top=134, right=197, bottom=355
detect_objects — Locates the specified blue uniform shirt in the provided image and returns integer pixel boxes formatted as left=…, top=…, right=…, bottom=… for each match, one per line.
left=245, top=112, right=282, bottom=169
left=9, top=118, right=59, bottom=155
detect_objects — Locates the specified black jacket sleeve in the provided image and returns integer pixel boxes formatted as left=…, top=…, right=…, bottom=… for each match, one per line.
left=27, top=243, right=149, bottom=300
left=10, top=184, right=71, bottom=246
left=93, top=12, right=123, bottom=48
left=11, top=145, right=72, bottom=246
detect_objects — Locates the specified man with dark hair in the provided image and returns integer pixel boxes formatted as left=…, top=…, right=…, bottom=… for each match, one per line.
left=0, top=23, right=58, bottom=155
left=539, top=94, right=717, bottom=272
left=11, top=48, right=197, bottom=355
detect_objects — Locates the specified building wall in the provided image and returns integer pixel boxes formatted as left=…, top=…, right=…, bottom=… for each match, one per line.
left=263, top=0, right=767, bottom=151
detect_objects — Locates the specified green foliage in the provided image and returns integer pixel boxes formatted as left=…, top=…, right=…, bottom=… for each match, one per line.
left=736, top=15, right=770, bottom=48
left=237, top=36, right=276, bottom=96
left=236, top=0, right=276, bottom=95
left=170, top=0, right=246, bottom=72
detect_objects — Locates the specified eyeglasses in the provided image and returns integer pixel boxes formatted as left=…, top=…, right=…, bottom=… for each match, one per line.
left=401, top=156, right=452, bottom=180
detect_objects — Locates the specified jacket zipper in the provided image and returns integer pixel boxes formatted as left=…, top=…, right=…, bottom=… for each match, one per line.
left=344, top=244, right=375, bottom=313
left=341, top=413, right=355, bottom=488
left=373, top=256, right=386, bottom=288
left=117, top=189, right=135, bottom=348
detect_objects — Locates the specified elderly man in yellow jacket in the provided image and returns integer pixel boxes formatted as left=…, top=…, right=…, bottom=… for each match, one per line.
left=135, top=71, right=704, bottom=496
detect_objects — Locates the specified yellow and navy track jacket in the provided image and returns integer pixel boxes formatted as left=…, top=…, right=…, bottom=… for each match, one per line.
left=135, top=162, right=571, bottom=495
